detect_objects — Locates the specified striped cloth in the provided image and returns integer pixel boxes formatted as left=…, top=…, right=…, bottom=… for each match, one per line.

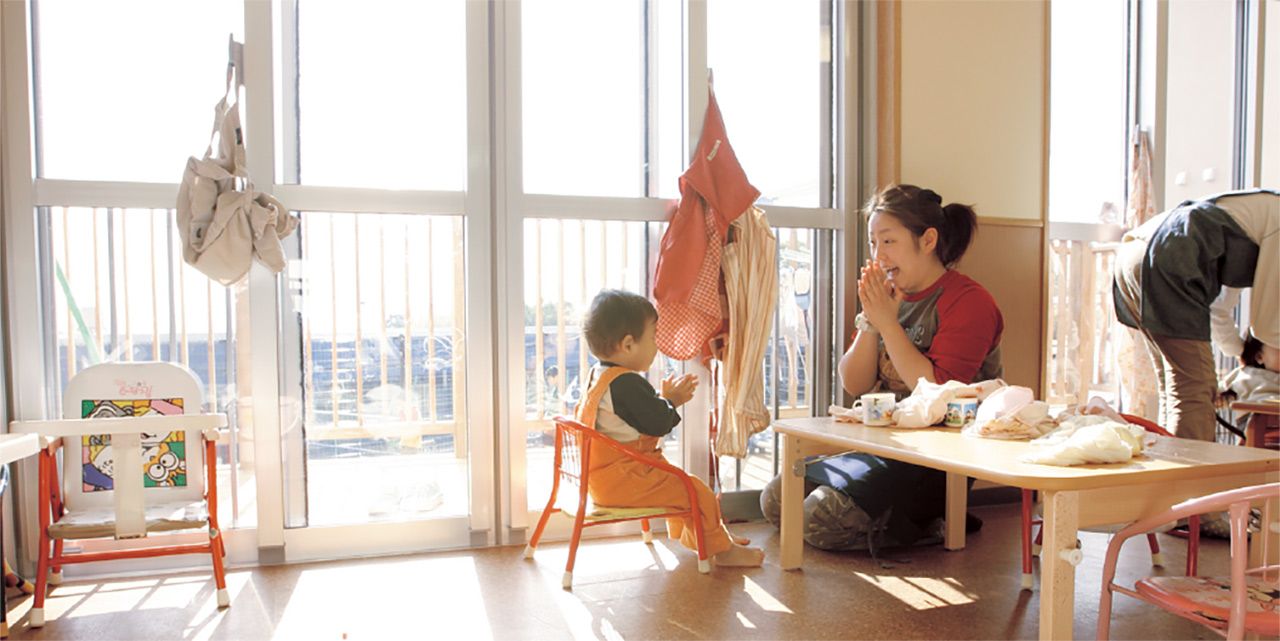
left=716, top=206, right=778, bottom=457
left=1116, top=128, right=1159, bottom=418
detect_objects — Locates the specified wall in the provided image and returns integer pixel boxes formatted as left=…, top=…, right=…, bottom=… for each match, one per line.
left=900, top=0, right=1046, bottom=221
left=896, top=0, right=1048, bottom=392
left=1163, top=0, right=1237, bottom=203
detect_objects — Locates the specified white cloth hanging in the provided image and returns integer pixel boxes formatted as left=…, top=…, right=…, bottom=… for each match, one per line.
left=176, top=39, right=296, bottom=286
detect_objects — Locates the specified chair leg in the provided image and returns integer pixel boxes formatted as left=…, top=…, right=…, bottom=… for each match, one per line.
left=641, top=518, right=654, bottom=544
left=209, top=528, right=230, bottom=607
left=1145, top=532, right=1163, bottom=566
left=49, top=540, right=64, bottom=585
left=1098, top=583, right=1115, bottom=640
left=524, top=496, right=560, bottom=560
left=30, top=535, right=51, bottom=628
left=563, top=514, right=588, bottom=590
left=1021, top=488, right=1034, bottom=590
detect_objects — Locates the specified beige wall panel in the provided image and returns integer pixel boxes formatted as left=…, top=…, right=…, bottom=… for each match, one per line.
left=899, top=0, right=1046, bottom=220
left=956, top=223, right=1044, bottom=392
left=1163, top=0, right=1236, bottom=203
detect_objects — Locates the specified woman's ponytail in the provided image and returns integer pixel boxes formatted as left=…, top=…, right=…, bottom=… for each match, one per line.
left=938, top=202, right=977, bottom=268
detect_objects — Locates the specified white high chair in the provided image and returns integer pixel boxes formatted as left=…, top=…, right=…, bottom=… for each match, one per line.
left=11, top=361, right=229, bottom=627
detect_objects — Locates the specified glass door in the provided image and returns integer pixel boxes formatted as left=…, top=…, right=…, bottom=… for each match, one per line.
left=272, top=0, right=488, bottom=557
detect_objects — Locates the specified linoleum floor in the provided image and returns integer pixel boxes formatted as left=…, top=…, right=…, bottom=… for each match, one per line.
left=1, top=502, right=1239, bottom=640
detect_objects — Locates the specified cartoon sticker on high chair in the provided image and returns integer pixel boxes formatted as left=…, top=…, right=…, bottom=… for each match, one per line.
left=80, top=399, right=188, bottom=491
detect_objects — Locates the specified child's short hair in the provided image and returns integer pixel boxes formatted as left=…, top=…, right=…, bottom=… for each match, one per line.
left=582, top=289, right=658, bottom=358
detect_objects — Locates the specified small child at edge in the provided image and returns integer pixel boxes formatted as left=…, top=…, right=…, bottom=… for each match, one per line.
left=576, top=289, right=764, bottom=568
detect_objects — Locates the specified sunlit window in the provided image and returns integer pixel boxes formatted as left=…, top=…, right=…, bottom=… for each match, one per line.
left=708, top=0, right=828, bottom=208
left=32, top=1, right=242, bottom=182
left=293, top=1, right=466, bottom=190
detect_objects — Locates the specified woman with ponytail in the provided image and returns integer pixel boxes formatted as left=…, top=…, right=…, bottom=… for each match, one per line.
left=761, top=184, right=1004, bottom=553
left=839, top=184, right=1004, bottom=398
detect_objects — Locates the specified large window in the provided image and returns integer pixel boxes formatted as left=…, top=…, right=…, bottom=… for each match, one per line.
left=5, top=0, right=848, bottom=565
left=519, top=1, right=840, bottom=521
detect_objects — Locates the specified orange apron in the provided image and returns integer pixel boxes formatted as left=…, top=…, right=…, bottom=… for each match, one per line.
left=575, top=367, right=732, bottom=556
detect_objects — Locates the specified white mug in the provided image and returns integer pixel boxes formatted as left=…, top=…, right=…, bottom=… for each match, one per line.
left=945, top=398, right=980, bottom=427
left=855, top=392, right=896, bottom=426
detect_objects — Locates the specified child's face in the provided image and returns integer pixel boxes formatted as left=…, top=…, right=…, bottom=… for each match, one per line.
left=631, top=318, right=659, bottom=372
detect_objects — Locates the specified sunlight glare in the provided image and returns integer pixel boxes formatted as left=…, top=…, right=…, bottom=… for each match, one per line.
left=187, top=572, right=250, bottom=641
left=274, top=557, right=492, bottom=639
left=736, top=611, right=758, bottom=629
left=852, top=573, right=975, bottom=610
left=743, top=576, right=793, bottom=614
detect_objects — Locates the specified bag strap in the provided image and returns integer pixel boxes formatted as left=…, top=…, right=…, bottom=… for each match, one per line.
left=201, top=36, right=248, bottom=182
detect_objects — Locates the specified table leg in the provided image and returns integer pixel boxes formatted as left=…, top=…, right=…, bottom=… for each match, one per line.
left=780, top=433, right=805, bottom=571
left=944, top=472, right=967, bottom=550
left=1039, top=489, right=1079, bottom=641
left=1245, top=413, right=1267, bottom=449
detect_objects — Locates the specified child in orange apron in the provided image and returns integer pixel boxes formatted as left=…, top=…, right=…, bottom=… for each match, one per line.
left=577, top=290, right=763, bottom=567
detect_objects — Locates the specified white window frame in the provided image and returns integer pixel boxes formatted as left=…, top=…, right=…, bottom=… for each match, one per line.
left=2, top=0, right=854, bottom=568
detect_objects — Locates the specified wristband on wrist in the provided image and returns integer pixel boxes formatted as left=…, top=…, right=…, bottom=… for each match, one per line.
left=854, top=312, right=878, bottom=335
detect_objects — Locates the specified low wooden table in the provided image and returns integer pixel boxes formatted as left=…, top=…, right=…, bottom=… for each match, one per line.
left=0, top=433, right=39, bottom=638
left=1231, top=398, right=1280, bottom=449
left=772, top=417, right=1279, bottom=641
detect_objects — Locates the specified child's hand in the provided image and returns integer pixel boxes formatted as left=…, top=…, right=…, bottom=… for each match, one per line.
left=662, top=373, right=699, bottom=407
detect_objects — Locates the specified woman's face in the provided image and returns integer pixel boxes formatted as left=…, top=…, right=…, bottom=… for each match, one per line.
left=867, top=211, right=939, bottom=293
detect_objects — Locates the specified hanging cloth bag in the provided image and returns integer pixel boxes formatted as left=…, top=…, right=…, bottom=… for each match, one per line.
left=176, top=41, right=296, bottom=286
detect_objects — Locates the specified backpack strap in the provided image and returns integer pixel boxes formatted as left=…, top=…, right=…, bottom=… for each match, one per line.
left=574, top=366, right=631, bottom=429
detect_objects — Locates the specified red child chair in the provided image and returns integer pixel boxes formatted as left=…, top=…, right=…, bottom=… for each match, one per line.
left=1098, top=482, right=1280, bottom=640
left=11, top=361, right=229, bottom=627
left=1020, top=413, right=1200, bottom=589
left=523, top=416, right=709, bottom=589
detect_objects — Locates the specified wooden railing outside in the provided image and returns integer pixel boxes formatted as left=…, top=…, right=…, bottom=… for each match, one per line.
left=1047, top=234, right=1120, bottom=406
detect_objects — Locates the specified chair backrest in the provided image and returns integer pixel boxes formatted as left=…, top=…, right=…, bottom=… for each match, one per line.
left=59, top=362, right=209, bottom=514
left=1105, top=482, right=1279, bottom=639
left=551, top=417, right=589, bottom=513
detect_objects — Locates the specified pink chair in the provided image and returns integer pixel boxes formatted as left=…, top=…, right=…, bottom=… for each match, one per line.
left=1097, top=482, right=1280, bottom=641
left=1020, top=413, right=1199, bottom=589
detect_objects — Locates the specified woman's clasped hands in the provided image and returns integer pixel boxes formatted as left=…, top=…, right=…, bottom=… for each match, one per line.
left=857, top=259, right=904, bottom=333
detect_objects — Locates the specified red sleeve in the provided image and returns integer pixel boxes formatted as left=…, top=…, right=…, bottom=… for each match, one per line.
left=927, top=278, right=1004, bottom=384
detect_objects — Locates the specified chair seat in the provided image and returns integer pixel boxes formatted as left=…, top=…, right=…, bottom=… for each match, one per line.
left=49, top=500, right=210, bottom=540
left=1136, top=574, right=1280, bottom=636
left=561, top=501, right=678, bottom=522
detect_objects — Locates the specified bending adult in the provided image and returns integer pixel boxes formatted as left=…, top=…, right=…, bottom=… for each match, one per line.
left=1113, top=188, right=1279, bottom=441
left=761, top=184, right=1004, bottom=551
